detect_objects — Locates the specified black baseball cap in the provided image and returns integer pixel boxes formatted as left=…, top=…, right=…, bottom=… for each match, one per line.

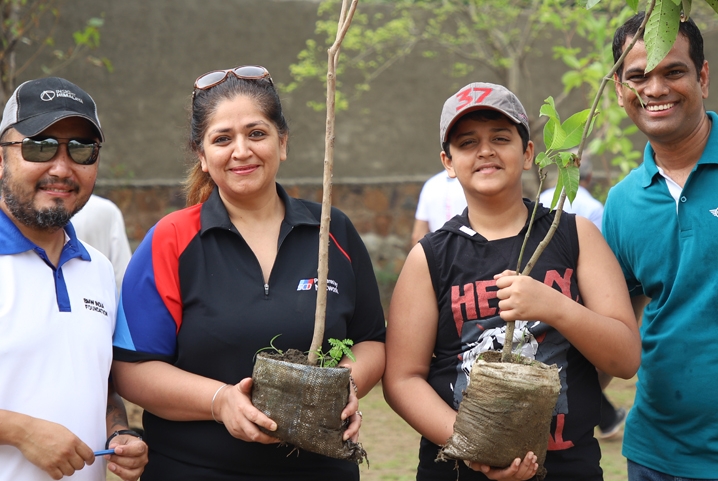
left=0, top=77, right=104, bottom=141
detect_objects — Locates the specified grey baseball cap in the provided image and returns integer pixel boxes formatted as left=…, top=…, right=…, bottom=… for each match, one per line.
left=440, top=82, right=529, bottom=148
left=0, top=77, right=104, bottom=141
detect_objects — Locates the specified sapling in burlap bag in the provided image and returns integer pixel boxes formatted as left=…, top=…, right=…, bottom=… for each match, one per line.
left=252, top=344, right=366, bottom=462
left=250, top=0, right=367, bottom=464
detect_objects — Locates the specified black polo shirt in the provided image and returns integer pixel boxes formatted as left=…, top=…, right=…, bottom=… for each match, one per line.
left=114, top=184, right=385, bottom=479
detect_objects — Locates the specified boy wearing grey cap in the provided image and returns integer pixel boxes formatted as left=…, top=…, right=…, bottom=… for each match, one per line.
left=383, top=82, right=640, bottom=480
left=0, top=77, right=147, bottom=481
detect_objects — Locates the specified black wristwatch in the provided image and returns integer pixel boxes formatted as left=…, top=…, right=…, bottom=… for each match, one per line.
left=105, top=429, right=143, bottom=449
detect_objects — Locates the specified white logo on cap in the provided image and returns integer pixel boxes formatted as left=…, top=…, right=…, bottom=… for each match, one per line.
left=40, top=90, right=56, bottom=101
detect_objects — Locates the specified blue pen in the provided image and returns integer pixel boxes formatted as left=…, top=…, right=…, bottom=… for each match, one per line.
left=93, top=449, right=115, bottom=457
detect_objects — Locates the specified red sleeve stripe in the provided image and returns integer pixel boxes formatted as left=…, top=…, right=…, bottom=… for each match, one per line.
left=329, top=232, right=351, bottom=263
left=152, top=205, right=202, bottom=333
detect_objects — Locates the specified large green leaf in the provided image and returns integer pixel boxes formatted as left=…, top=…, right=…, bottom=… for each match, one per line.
left=626, top=0, right=639, bottom=11
left=560, top=109, right=593, bottom=150
left=540, top=97, right=566, bottom=151
left=544, top=118, right=568, bottom=151
left=705, top=0, right=718, bottom=14
left=550, top=177, right=564, bottom=210
left=558, top=164, right=581, bottom=204
left=644, top=0, right=681, bottom=72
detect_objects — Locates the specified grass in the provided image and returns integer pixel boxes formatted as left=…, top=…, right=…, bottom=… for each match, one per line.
left=109, top=376, right=636, bottom=480
left=358, top=377, right=636, bottom=481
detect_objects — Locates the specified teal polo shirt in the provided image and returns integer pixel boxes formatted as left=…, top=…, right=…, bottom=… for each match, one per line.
left=603, top=111, right=718, bottom=478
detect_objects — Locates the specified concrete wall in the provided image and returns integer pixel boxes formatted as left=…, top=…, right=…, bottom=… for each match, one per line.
left=15, top=1, right=718, bottom=185
left=11, top=0, right=659, bottom=183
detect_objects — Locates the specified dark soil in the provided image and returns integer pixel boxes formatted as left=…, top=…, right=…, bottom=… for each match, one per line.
left=259, top=348, right=312, bottom=365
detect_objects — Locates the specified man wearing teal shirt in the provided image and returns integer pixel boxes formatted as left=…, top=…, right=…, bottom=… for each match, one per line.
left=604, top=12, right=718, bottom=480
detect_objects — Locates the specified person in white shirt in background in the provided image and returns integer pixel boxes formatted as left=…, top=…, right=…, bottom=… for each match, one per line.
left=72, top=194, right=132, bottom=291
left=411, top=170, right=467, bottom=245
left=539, top=149, right=627, bottom=440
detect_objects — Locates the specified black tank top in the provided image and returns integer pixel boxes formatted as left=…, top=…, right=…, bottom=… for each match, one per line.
left=417, top=200, right=602, bottom=481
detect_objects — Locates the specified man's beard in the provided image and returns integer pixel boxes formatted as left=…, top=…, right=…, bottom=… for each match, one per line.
left=1, top=165, right=88, bottom=231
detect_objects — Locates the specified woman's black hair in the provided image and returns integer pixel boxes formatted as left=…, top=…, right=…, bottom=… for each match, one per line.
left=184, top=75, right=289, bottom=205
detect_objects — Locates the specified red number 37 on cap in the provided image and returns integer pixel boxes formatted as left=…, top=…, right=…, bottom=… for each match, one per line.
left=455, top=87, right=492, bottom=111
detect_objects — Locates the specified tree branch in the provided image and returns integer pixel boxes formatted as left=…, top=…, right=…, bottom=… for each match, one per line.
left=309, top=0, right=359, bottom=365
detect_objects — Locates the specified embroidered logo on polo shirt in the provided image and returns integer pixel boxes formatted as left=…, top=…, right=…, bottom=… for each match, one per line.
left=297, top=279, right=315, bottom=290
left=83, top=298, right=108, bottom=316
left=710, top=207, right=718, bottom=218
left=297, top=278, right=339, bottom=294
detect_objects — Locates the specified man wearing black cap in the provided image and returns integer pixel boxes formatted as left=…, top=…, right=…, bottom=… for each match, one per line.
left=0, top=77, right=147, bottom=481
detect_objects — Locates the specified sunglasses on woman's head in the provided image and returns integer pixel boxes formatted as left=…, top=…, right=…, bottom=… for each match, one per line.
left=0, top=137, right=101, bottom=165
left=193, top=65, right=273, bottom=92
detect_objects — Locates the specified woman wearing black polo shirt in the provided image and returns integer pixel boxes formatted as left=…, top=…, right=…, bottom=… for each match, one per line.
left=111, top=66, right=386, bottom=480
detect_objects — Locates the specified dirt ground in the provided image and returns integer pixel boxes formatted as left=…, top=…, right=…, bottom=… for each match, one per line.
left=357, top=377, right=637, bottom=481
left=110, top=376, right=636, bottom=481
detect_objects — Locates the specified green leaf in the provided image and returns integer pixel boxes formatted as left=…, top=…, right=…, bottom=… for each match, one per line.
left=669, top=0, right=681, bottom=5
left=644, top=0, right=681, bottom=72
left=561, top=70, right=584, bottom=93
left=705, top=0, right=718, bottom=14
left=539, top=96, right=560, bottom=123
left=540, top=97, right=566, bottom=150
left=535, top=151, right=553, bottom=169
left=586, top=0, right=602, bottom=8
left=544, top=118, right=568, bottom=151
left=681, top=0, right=692, bottom=19
left=87, top=17, right=104, bottom=28
left=101, top=57, right=114, bottom=73
left=559, top=164, right=581, bottom=204
left=557, top=151, right=576, bottom=168
left=559, top=109, right=592, bottom=150
left=626, top=0, right=639, bottom=10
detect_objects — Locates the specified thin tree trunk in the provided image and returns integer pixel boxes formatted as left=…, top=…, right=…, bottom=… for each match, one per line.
left=308, top=0, right=359, bottom=365
left=501, top=0, right=656, bottom=363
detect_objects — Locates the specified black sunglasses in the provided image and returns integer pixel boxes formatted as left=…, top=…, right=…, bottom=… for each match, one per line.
left=193, top=65, right=273, bottom=93
left=0, top=137, right=101, bottom=165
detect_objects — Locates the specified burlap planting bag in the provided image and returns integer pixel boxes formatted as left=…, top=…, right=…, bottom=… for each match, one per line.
left=438, top=352, right=560, bottom=480
left=251, top=351, right=367, bottom=463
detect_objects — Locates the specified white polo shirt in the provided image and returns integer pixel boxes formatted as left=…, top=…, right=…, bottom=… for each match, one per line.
left=0, top=209, right=116, bottom=481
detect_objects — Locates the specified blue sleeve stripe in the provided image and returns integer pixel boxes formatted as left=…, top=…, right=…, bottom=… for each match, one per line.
left=113, top=294, right=136, bottom=351
left=118, top=226, right=178, bottom=358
